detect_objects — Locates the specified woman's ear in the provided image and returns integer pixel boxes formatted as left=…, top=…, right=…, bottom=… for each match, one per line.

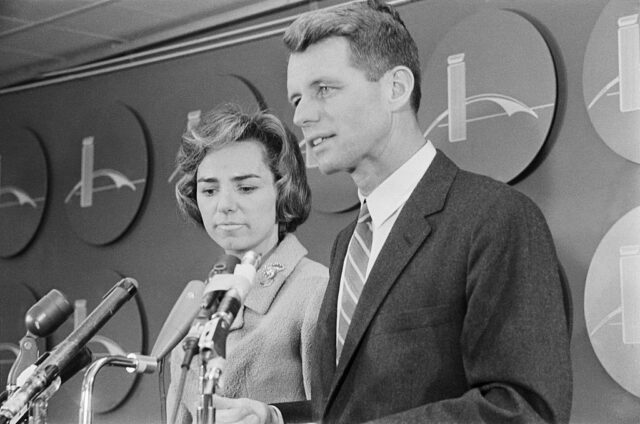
left=388, top=66, right=414, bottom=111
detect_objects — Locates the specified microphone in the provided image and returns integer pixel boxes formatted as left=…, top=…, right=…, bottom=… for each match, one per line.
left=59, top=347, right=93, bottom=383
left=201, top=255, right=242, bottom=310
left=6, top=347, right=93, bottom=424
left=152, top=280, right=205, bottom=359
left=7, top=289, right=73, bottom=393
left=25, top=289, right=73, bottom=338
left=0, top=278, right=138, bottom=421
left=215, top=251, right=260, bottom=326
left=199, top=251, right=261, bottom=359
left=197, top=251, right=260, bottom=399
left=180, top=255, right=240, bottom=370
left=15, top=346, right=93, bottom=387
left=124, top=280, right=205, bottom=374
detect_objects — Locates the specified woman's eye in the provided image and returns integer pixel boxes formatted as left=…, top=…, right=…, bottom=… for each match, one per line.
left=200, top=187, right=217, bottom=196
left=238, top=186, right=257, bottom=193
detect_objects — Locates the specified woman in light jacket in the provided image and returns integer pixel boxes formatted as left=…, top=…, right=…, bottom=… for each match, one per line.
left=167, top=104, right=328, bottom=423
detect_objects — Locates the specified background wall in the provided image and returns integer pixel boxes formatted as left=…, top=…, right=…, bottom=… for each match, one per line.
left=1, top=0, right=638, bottom=423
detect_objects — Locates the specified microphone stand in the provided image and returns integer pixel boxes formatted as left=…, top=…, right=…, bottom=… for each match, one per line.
left=0, top=377, right=61, bottom=424
left=29, top=376, right=62, bottom=424
left=78, top=356, right=133, bottom=424
left=196, top=316, right=227, bottom=424
left=6, top=334, right=39, bottom=396
left=77, top=352, right=159, bottom=424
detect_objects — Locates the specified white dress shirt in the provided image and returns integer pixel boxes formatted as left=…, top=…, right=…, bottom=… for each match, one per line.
left=336, top=140, right=436, bottom=336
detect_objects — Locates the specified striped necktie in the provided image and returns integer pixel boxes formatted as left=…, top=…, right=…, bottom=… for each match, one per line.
left=336, top=201, right=372, bottom=363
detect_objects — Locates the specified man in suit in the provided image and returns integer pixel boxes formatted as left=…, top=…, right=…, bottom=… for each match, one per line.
left=212, top=1, right=572, bottom=422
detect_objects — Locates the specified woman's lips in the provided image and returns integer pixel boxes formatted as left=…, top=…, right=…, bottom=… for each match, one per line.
left=217, top=223, right=243, bottom=230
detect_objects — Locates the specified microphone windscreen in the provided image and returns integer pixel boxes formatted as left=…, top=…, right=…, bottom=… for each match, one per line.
left=232, top=251, right=261, bottom=300
left=203, top=274, right=236, bottom=295
left=150, top=280, right=205, bottom=359
left=210, top=255, right=241, bottom=276
left=25, top=289, right=73, bottom=337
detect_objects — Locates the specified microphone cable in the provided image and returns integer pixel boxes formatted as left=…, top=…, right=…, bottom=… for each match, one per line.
left=168, top=359, right=190, bottom=424
left=157, top=357, right=167, bottom=424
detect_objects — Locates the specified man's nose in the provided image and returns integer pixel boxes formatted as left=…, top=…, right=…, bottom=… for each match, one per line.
left=292, top=97, right=319, bottom=128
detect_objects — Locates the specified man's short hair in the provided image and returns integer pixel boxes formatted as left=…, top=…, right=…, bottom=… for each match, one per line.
left=284, top=0, right=422, bottom=112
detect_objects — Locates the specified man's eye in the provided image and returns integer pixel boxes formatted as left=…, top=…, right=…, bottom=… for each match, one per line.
left=318, top=86, right=332, bottom=96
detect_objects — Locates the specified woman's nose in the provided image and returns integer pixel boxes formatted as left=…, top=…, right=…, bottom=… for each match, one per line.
left=216, top=189, right=237, bottom=213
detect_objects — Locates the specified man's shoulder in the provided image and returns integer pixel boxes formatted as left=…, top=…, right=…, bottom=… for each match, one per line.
left=452, top=168, right=539, bottom=210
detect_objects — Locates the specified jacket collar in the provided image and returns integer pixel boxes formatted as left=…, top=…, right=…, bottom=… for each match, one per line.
left=243, top=233, right=307, bottom=315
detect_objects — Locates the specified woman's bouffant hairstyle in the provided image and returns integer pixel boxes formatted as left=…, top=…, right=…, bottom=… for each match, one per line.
left=175, top=104, right=311, bottom=237
left=283, top=0, right=421, bottom=113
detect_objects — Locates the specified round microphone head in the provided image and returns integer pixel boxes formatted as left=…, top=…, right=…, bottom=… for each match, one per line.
left=241, top=251, right=261, bottom=269
left=209, top=254, right=241, bottom=278
left=25, top=289, right=73, bottom=337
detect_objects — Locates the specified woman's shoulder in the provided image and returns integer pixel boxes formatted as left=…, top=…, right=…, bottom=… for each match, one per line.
left=290, top=257, right=328, bottom=312
left=278, top=234, right=329, bottom=278
left=294, top=256, right=329, bottom=284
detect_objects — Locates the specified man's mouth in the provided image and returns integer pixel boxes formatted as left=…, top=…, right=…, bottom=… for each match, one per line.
left=310, top=135, right=333, bottom=147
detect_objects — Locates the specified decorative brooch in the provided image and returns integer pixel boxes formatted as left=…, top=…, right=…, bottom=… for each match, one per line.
left=261, top=263, right=285, bottom=286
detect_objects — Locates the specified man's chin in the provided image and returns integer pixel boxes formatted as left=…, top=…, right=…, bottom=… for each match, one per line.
left=315, top=160, right=341, bottom=176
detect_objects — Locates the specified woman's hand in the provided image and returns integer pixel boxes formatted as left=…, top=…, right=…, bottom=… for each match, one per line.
left=211, top=395, right=281, bottom=424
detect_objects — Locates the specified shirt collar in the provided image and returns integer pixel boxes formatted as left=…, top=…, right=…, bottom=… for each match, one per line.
left=360, top=140, right=436, bottom=228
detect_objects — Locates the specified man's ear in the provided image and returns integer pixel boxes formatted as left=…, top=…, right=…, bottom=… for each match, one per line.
left=387, top=66, right=414, bottom=111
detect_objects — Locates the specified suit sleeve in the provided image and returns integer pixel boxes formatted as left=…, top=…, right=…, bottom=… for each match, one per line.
left=300, top=271, right=329, bottom=399
left=367, top=192, right=572, bottom=424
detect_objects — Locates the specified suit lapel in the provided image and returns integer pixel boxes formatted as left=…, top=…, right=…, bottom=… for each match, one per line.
left=322, top=151, right=459, bottom=415
left=315, top=224, right=353, bottom=406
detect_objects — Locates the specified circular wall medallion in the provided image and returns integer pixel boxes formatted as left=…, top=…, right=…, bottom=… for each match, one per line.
left=421, top=9, right=557, bottom=182
left=583, top=0, right=640, bottom=164
left=63, top=102, right=148, bottom=245
left=585, top=206, right=640, bottom=397
left=0, top=127, right=48, bottom=257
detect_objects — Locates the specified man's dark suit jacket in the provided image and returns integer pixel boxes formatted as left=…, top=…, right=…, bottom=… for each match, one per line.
left=281, top=150, right=572, bottom=423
